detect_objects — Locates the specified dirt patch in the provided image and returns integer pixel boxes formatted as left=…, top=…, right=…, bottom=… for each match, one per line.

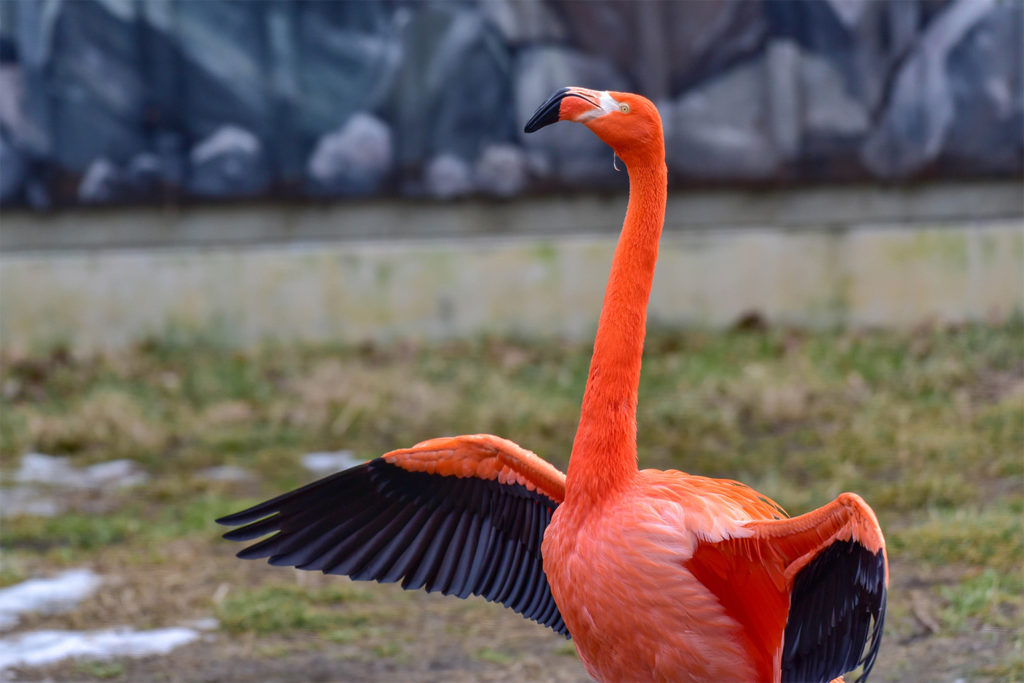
left=871, top=560, right=1021, bottom=682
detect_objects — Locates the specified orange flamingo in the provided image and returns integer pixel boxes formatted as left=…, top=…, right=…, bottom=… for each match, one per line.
left=218, top=88, right=887, bottom=682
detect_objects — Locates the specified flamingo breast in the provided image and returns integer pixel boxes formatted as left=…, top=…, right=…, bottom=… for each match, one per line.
left=542, top=481, right=760, bottom=682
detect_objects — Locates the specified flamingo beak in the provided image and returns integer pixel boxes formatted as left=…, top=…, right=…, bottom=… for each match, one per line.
left=523, top=87, right=603, bottom=133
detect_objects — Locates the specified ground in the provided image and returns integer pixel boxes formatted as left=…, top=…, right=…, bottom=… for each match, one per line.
left=1, top=320, right=1022, bottom=681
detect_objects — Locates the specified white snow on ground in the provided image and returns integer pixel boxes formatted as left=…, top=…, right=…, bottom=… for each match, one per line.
left=182, top=617, right=219, bottom=632
left=0, top=486, right=62, bottom=518
left=14, top=453, right=148, bottom=489
left=0, top=570, right=102, bottom=631
left=197, top=465, right=254, bottom=483
left=0, top=627, right=201, bottom=670
left=301, top=450, right=363, bottom=475
left=3, top=454, right=148, bottom=520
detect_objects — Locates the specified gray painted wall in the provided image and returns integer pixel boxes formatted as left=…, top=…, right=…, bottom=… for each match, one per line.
left=1, top=0, right=1021, bottom=209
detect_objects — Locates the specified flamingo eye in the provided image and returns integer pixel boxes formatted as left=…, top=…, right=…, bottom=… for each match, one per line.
left=619, top=103, right=630, bottom=114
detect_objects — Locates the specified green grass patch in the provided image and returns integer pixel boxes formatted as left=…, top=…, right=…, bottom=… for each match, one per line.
left=216, top=584, right=374, bottom=636
left=3, top=512, right=145, bottom=553
left=1, top=494, right=257, bottom=563
left=0, top=563, right=27, bottom=589
left=888, top=503, right=1024, bottom=572
left=938, top=568, right=1024, bottom=631
left=975, top=642, right=1024, bottom=680
left=72, top=660, right=125, bottom=680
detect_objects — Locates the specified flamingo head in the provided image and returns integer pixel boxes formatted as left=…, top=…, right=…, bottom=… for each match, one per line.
left=524, top=87, right=663, bottom=166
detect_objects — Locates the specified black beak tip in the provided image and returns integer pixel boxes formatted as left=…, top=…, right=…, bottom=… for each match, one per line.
left=524, top=87, right=571, bottom=134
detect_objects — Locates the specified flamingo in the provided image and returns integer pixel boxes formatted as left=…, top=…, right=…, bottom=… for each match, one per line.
left=217, top=88, right=887, bottom=682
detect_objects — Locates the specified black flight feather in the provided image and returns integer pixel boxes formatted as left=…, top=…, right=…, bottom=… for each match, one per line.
left=781, top=539, right=887, bottom=683
left=216, top=458, right=569, bottom=637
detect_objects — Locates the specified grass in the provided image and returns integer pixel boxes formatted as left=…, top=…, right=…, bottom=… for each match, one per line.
left=888, top=502, right=1023, bottom=572
left=1, top=318, right=1021, bottom=679
left=474, top=647, right=515, bottom=665
left=938, top=568, right=1023, bottom=631
left=1, top=495, right=254, bottom=563
left=216, top=584, right=374, bottom=636
left=72, top=661, right=125, bottom=679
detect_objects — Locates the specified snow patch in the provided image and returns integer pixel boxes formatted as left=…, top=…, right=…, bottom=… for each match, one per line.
left=197, top=465, right=254, bottom=483
left=0, top=487, right=62, bottom=518
left=182, top=617, right=219, bottom=632
left=0, top=570, right=102, bottom=631
left=13, top=453, right=74, bottom=484
left=14, top=453, right=148, bottom=490
left=0, top=626, right=200, bottom=670
left=301, top=450, right=363, bottom=476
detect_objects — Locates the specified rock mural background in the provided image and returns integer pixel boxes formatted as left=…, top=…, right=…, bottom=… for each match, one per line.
left=0, top=0, right=1020, bottom=208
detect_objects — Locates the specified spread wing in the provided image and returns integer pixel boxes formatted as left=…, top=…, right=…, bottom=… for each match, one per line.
left=688, top=492, right=888, bottom=682
left=216, top=435, right=569, bottom=636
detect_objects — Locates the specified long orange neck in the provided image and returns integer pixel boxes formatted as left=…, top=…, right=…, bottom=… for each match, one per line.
left=566, top=152, right=667, bottom=506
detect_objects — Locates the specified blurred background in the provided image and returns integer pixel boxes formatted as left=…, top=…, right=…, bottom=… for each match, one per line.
left=0, top=0, right=1022, bottom=206
left=1, top=1, right=1022, bottom=682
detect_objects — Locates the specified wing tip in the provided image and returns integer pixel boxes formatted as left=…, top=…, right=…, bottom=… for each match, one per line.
left=837, top=493, right=885, bottom=546
left=214, top=446, right=571, bottom=638
left=782, top=538, right=888, bottom=683
left=215, top=508, right=264, bottom=527
left=221, top=523, right=276, bottom=542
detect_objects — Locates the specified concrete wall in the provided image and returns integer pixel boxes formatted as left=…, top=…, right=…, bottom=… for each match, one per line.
left=1, top=183, right=1022, bottom=352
